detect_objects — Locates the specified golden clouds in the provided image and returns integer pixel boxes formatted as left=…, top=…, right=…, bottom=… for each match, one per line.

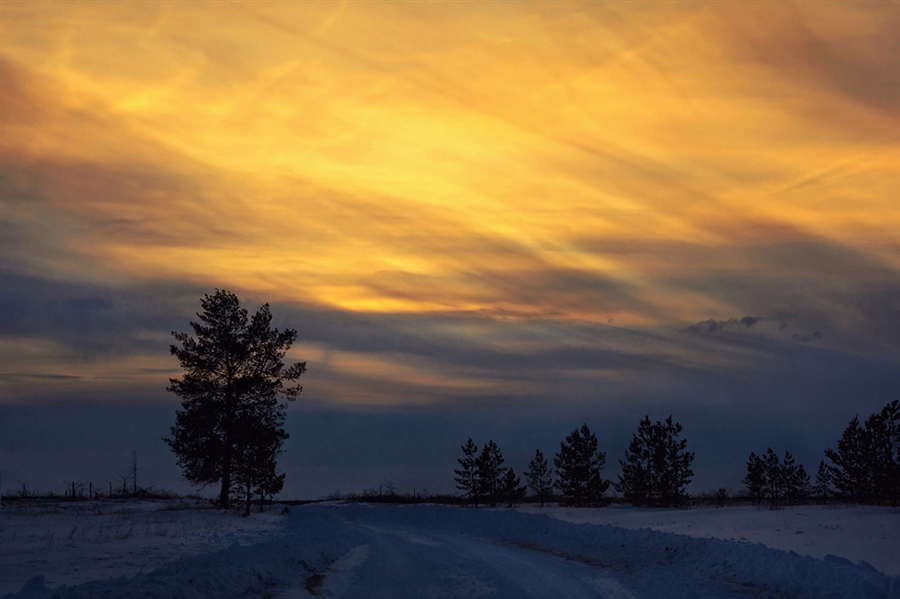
left=1, top=1, right=897, bottom=326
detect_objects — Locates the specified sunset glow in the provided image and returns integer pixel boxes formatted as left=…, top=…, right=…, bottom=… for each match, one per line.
left=1, top=1, right=898, bottom=497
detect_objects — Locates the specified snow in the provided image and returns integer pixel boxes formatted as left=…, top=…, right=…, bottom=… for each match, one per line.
left=522, top=504, right=900, bottom=578
left=1, top=500, right=897, bottom=598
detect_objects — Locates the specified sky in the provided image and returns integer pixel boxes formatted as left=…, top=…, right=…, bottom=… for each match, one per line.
left=1, top=1, right=898, bottom=500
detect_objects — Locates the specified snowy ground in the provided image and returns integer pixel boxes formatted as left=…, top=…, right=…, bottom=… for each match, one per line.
left=1, top=499, right=897, bottom=598
left=523, top=504, right=900, bottom=578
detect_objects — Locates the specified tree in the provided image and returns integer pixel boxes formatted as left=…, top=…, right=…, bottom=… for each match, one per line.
left=825, top=400, right=900, bottom=505
left=868, top=400, right=899, bottom=505
left=813, top=459, right=832, bottom=504
left=127, top=450, right=140, bottom=496
left=746, top=447, right=811, bottom=509
left=554, top=424, right=610, bottom=506
left=476, top=440, right=505, bottom=507
left=781, top=451, right=809, bottom=506
left=165, top=290, right=306, bottom=508
left=500, top=467, right=527, bottom=507
left=659, top=416, right=695, bottom=506
left=743, top=452, right=766, bottom=506
left=233, top=400, right=288, bottom=514
left=616, top=415, right=694, bottom=507
left=526, top=448, right=554, bottom=507
left=825, top=416, right=870, bottom=503
left=762, top=448, right=784, bottom=509
left=454, top=438, right=480, bottom=506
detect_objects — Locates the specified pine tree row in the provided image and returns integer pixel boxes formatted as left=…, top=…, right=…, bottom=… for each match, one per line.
left=455, top=416, right=695, bottom=508
left=744, top=400, right=898, bottom=508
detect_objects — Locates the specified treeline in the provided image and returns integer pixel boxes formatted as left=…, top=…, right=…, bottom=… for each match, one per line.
left=455, top=416, right=695, bottom=508
left=454, top=400, right=898, bottom=509
left=745, top=400, right=899, bottom=509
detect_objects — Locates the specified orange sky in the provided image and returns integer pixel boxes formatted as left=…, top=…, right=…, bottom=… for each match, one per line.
left=1, top=0, right=898, bottom=403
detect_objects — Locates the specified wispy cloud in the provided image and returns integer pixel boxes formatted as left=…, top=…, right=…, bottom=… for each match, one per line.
left=0, top=1, right=896, bottom=414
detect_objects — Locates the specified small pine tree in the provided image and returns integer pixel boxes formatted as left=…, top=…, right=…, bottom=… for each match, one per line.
left=526, top=449, right=554, bottom=507
left=813, top=459, right=832, bottom=504
left=500, top=467, right=527, bottom=507
left=454, top=438, right=479, bottom=506
left=617, top=416, right=655, bottom=506
left=743, top=452, right=766, bottom=506
left=554, top=424, right=610, bottom=507
left=476, top=440, right=505, bottom=507
left=660, top=416, right=695, bottom=506
left=781, top=451, right=810, bottom=506
left=762, top=448, right=783, bottom=509
left=232, top=394, right=289, bottom=515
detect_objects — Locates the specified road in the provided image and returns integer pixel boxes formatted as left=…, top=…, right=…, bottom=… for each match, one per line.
left=303, top=522, right=636, bottom=599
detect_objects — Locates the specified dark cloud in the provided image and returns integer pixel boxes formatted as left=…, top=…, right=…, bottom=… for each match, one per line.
left=0, top=270, right=205, bottom=360
left=687, top=316, right=767, bottom=335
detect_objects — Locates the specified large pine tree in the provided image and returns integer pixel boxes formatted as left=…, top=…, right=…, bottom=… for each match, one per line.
left=165, top=290, right=305, bottom=508
left=825, top=400, right=899, bottom=505
left=616, top=415, right=693, bottom=507
left=554, top=424, right=609, bottom=506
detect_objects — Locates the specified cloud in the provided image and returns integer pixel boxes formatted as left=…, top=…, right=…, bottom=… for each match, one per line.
left=0, top=0, right=897, bottom=498
left=711, top=2, right=900, bottom=120
left=687, top=317, right=768, bottom=335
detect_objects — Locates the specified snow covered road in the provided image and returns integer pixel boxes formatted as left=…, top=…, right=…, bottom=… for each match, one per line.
left=2, top=501, right=898, bottom=598
left=305, top=521, right=636, bottom=599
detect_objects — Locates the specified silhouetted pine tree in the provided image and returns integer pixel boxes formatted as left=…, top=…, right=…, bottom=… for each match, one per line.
left=743, top=452, right=766, bottom=506
left=660, top=416, right=695, bottom=506
left=165, top=290, right=305, bottom=508
left=781, top=451, right=810, bottom=506
left=526, top=449, right=554, bottom=507
left=813, top=459, right=832, bottom=504
left=232, top=400, right=288, bottom=514
left=617, top=415, right=693, bottom=507
left=500, top=467, right=527, bottom=507
left=454, top=438, right=480, bottom=506
left=825, top=416, right=872, bottom=503
left=762, top=448, right=784, bottom=509
left=748, top=448, right=810, bottom=509
left=868, top=400, right=899, bottom=505
left=554, top=424, right=610, bottom=506
left=825, top=400, right=899, bottom=505
left=476, top=440, right=505, bottom=507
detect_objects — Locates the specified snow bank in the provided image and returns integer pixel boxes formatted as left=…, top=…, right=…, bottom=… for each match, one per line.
left=522, top=504, right=900, bottom=577
left=339, top=504, right=899, bottom=599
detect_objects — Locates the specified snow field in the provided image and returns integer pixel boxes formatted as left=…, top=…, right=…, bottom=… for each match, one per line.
left=0, top=499, right=285, bottom=596
left=1, top=500, right=897, bottom=598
